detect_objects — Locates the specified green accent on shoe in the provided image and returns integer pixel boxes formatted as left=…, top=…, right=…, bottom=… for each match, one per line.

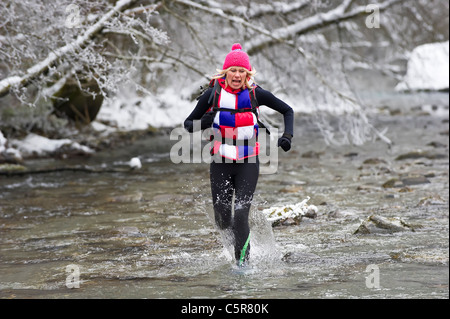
left=239, top=233, right=251, bottom=267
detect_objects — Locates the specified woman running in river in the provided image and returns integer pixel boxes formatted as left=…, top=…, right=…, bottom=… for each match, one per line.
left=184, top=43, right=294, bottom=266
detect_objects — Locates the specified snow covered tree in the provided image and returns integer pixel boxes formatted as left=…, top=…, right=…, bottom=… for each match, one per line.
left=0, top=0, right=167, bottom=107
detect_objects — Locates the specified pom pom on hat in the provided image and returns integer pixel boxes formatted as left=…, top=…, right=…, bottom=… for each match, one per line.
left=231, top=43, right=243, bottom=51
left=223, top=43, right=252, bottom=71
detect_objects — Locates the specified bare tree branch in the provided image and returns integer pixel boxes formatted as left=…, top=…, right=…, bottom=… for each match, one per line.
left=247, top=0, right=403, bottom=55
left=204, top=0, right=309, bottom=19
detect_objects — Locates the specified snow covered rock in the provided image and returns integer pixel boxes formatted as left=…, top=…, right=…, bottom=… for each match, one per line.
left=262, top=197, right=318, bottom=227
left=396, top=41, right=449, bottom=92
left=128, top=157, right=142, bottom=170
left=354, top=214, right=419, bottom=235
left=10, top=133, right=94, bottom=158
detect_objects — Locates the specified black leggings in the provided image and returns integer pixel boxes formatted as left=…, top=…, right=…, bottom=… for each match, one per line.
left=210, top=159, right=259, bottom=263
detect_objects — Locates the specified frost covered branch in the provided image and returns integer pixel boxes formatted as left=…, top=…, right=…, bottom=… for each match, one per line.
left=247, top=0, right=402, bottom=54
left=170, top=0, right=401, bottom=55
left=0, top=0, right=140, bottom=98
left=203, top=0, right=308, bottom=19
left=171, top=0, right=274, bottom=39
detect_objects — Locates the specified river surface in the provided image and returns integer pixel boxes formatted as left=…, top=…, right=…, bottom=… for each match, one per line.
left=0, top=92, right=448, bottom=299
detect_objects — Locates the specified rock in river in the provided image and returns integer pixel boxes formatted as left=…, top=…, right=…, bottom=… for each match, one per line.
left=354, top=214, right=420, bottom=235
left=382, top=175, right=430, bottom=188
left=282, top=252, right=322, bottom=264
left=395, top=151, right=447, bottom=161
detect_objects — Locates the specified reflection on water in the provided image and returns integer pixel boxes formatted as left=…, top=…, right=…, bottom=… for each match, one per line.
left=0, top=93, right=448, bottom=299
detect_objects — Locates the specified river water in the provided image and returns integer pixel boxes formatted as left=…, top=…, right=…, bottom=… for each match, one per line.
left=0, top=92, right=448, bottom=299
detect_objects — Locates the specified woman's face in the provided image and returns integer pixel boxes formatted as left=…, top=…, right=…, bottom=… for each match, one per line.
left=226, top=67, right=247, bottom=90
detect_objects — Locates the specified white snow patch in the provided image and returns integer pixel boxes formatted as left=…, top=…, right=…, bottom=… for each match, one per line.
left=396, top=41, right=449, bottom=91
left=128, top=157, right=142, bottom=169
left=10, top=133, right=94, bottom=157
left=0, top=131, right=6, bottom=153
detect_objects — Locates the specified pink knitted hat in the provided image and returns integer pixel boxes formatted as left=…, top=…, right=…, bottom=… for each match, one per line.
left=222, top=43, right=252, bottom=71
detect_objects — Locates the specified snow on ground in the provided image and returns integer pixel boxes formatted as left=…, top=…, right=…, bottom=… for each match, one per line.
left=396, top=41, right=449, bottom=91
left=9, top=133, right=94, bottom=158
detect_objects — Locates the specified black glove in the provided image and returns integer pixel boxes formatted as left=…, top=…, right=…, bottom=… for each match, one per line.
left=200, top=111, right=216, bottom=130
left=184, top=120, right=194, bottom=133
left=278, top=133, right=292, bottom=152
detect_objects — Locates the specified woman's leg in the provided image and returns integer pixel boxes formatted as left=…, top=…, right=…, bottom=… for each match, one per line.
left=210, top=162, right=234, bottom=231
left=232, top=160, right=259, bottom=264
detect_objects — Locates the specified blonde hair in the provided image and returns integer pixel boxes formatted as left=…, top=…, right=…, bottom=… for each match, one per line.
left=212, top=67, right=257, bottom=90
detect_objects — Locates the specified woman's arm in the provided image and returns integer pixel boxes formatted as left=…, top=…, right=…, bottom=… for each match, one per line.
left=255, top=86, right=294, bottom=137
left=183, top=88, right=213, bottom=133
